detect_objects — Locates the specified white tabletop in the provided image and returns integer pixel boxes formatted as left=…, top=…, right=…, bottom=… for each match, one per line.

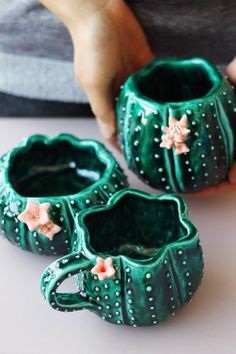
left=0, top=118, right=235, bottom=354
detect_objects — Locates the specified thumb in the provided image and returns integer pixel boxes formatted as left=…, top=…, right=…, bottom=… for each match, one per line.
left=85, top=84, right=116, bottom=139
left=226, top=57, right=236, bottom=86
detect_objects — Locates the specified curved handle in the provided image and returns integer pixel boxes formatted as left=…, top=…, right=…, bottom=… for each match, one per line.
left=40, top=252, right=97, bottom=312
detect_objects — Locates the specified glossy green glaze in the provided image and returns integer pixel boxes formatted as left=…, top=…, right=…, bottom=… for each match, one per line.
left=0, top=134, right=128, bottom=255
left=116, top=57, right=236, bottom=192
left=40, top=189, right=204, bottom=326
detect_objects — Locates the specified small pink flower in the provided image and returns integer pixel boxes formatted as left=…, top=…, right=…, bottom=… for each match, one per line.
left=18, top=200, right=51, bottom=231
left=160, top=114, right=191, bottom=155
left=17, top=199, right=61, bottom=239
left=91, top=257, right=115, bottom=281
left=39, top=222, right=61, bottom=240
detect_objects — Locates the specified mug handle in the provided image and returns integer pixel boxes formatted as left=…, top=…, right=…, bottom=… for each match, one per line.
left=40, top=252, right=97, bottom=312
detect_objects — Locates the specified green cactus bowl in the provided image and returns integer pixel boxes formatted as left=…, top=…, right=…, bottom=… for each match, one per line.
left=40, top=189, right=204, bottom=327
left=116, top=57, right=236, bottom=193
left=0, top=134, right=128, bottom=255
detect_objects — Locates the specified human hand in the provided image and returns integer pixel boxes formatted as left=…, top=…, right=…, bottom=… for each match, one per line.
left=194, top=57, right=236, bottom=196
left=68, top=0, right=154, bottom=140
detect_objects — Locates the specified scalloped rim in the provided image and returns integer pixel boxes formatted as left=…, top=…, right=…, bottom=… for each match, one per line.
left=2, top=133, right=123, bottom=202
left=74, top=188, right=199, bottom=266
left=125, top=57, right=224, bottom=107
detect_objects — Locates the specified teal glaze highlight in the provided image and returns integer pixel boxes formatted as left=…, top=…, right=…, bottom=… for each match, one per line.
left=116, top=57, right=236, bottom=192
left=40, top=189, right=204, bottom=326
left=0, top=134, right=128, bottom=255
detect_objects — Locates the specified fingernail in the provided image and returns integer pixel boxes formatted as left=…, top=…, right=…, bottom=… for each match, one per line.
left=97, top=121, right=116, bottom=139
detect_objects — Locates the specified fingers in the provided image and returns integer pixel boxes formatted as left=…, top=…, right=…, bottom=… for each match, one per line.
left=192, top=180, right=236, bottom=197
left=85, top=83, right=116, bottom=139
left=226, top=57, right=236, bottom=86
left=109, top=135, right=122, bottom=153
left=228, top=161, right=236, bottom=184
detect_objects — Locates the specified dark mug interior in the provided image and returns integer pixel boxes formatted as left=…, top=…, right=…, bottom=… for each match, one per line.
left=8, top=139, right=106, bottom=197
left=83, top=194, right=187, bottom=260
left=137, top=60, right=217, bottom=103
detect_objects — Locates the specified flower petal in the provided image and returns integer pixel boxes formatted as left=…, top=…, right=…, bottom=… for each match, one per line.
left=182, top=128, right=191, bottom=136
left=17, top=210, right=40, bottom=231
left=25, top=200, right=40, bottom=215
left=91, top=264, right=100, bottom=275
left=39, top=202, right=51, bottom=225
left=106, top=268, right=115, bottom=278
left=169, top=116, right=178, bottom=127
left=105, top=257, right=113, bottom=266
left=98, top=273, right=107, bottom=281
left=39, top=221, right=61, bottom=239
left=27, top=220, right=41, bottom=232
left=180, top=114, right=188, bottom=127
left=17, top=210, right=31, bottom=223
left=175, top=143, right=190, bottom=155
left=161, top=126, right=170, bottom=133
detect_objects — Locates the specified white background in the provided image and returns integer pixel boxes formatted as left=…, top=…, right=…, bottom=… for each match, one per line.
left=0, top=118, right=235, bottom=354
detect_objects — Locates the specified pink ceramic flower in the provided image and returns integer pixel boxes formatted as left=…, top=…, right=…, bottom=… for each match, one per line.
left=18, top=200, right=51, bottom=231
left=160, top=114, right=191, bottom=155
left=39, top=222, right=61, bottom=240
left=91, top=257, right=115, bottom=281
left=18, top=199, right=61, bottom=239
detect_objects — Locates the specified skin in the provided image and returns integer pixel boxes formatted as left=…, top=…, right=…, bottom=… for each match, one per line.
left=39, top=0, right=236, bottom=195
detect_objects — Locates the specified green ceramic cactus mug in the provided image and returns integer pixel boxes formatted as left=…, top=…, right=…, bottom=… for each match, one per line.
left=116, top=57, right=236, bottom=193
left=40, top=189, right=204, bottom=326
left=0, top=134, right=128, bottom=255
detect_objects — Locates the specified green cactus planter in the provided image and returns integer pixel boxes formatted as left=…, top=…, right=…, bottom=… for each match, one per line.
left=40, top=189, right=204, bottom=326
left=116, top=57, right=236, bottom=193
left=0, top=134, right=128, bottom=255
